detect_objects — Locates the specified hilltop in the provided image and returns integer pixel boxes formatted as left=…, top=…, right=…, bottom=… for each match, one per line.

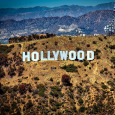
left=0, top=35, right=115, bottom=114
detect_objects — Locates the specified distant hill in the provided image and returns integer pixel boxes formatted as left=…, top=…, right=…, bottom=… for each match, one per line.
left=0, top=10, right=114, bottom=42
left=0, top=2, right=114, bottom=21
left=76, top=10, right=115, bottom=34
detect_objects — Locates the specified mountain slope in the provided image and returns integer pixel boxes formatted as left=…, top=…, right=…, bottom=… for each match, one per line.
left=0, top=35, right=115, bottom=114
left=0, top=10, right=114, bottom=42
left=77, top=10, right=115, bottom=34
left=0, top=2, right=114, bottom=21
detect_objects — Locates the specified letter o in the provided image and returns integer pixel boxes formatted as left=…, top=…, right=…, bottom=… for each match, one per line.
left=77, top=51, right=84, bottom=60
left=69, top=51, right=76, bottom=60
left=31, top=52, right=39, bottom=61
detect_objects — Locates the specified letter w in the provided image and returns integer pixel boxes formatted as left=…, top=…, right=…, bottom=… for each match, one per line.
left=60, top=51, right=68, bottom=60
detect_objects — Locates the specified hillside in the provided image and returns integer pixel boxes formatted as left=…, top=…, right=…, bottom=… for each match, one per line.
left=0, top=2, right=114, bottom=21
left=0, top=35, right=115, bottom=114
left=0, top=10, right=114, bottom=43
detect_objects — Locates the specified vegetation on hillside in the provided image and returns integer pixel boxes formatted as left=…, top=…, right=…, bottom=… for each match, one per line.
left=0, top=35, right=115, bottom=114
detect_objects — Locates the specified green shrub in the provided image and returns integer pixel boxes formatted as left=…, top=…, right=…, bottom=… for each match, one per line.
left=111, top=57, right=115, bottom=65
left=50, top=86, right=63, bottom=97
left=94, top=49, right=101, bottom=55
left=109, top=45, right=115, bottom=49
left=0, top=45, right=14, bottom=54
left=93, top=41, right=97, bottom=44
left=18, top=44, right=21, bottom=47
left=55, top=41, right=58, bottom=46
left=50, top=86, right=61, bottom=91
left=0, top=53, right=8, bottom=66
left=19, top=84, right=27, bottom=94
left=0, top=67, right=5, bottom=79
left=110, top=88, right=114, bottom=91
left=13, top=85, right=18, bottom=92
left=76, top=47, right=81, bottom=51
left=98, top=37, right=103, bottom=41
left=18, top=66, right=25, bottom=76
left=79, top=106, right=85, bottom=112
left=100, top=70, right=104, bottom=74
left=83, top=61, right=89, bottom=66
left=69, top=37, right=72, bottom=40
left=25, top=100, right=33, bottom=110
left=50, top=77, right=53, bottom=81
left=78, top=98, right=83, bottom=105
left=32, top=89, right=39, bottom=95
left=61, top=64, right=77, bottom=72
left=107, top=81, right=114, bottom=87
left=34, top=47, right=37, bottom=50
left=37, top=84, right=46, bottom=97
left=87, top=44, right=90, bottom=47
left=77, top=87, right=84, bottom=94
left=8, top=67, right=16, bottom=77
left=97, top=56, right=100, bottom=59
left=34, top=77, right=39, bottom=80
left=101, top=84, right=107, bottom=89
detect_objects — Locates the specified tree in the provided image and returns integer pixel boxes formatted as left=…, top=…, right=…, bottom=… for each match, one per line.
left=61, top=74, right=71, bottom=86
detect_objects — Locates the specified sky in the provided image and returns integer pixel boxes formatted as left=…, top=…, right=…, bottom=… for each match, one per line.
left=0, top=0, right=114, bottom=8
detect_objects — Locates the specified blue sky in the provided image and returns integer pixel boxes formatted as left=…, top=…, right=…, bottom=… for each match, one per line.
left=0, top=0, right=114, bottom=8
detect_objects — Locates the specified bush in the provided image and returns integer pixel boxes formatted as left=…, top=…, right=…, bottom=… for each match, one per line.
left=50, top=86, right=63, bottom=97
left=109, top=45, right=115, bottom=49
left=101, top=84, right=107, bottom=89
left=37, top=84, right=46, bottom=97
left=110, top=87, right=114, bottom=91
left=104, top=68, right=108, bottom=71
left=32, top=89, right=39, bottom=95
left=8, top=67, right=16, bottom=77
left=50, top=77, right=53, bottom=81
left=93, top=41, right=97, bottom=44
left=0, top=84, right=4, bottom=95
left=79, top=106, right=85, bottom=112
left=19, top=84, right=26, bottom=94
left=98, top=37, right=103, bottom=41
left=18, top=44, right=21, bottom=48
left=0, top=45, right=13, bottom=54
left=0, top=53, right=8, bottom=66
left=78, top=98, right=83, bottom=105
left=77, top=86, right=84, bottom=94
left=94, top=49, right=101, bottom=56
left=13, top=85, right=18, bottom=92
left=87, top=44, right=90, bottom=47
left=18, top=66, right=25, bottom=76
left=76, top=47, right=81, bottom=51
left=34, top=77, right=39, bottom=80
left=62, top=74, right=71, bottom=86
left=34, top=47, right=37, bottom=50
left=0, top=67, right=5, bottom=79
left=111, top=57, right=115, bottom=65
left=50, top=86, right=61, bottom=91
left=100, top=70, right=104, bottom=74
left=69, top=37, right=72, bottom=40
left=25, top=100, right=33, bottom=110
left=61, top=64, right=78, bottom=72
left=55, top=41, right=58, bottom=46
left=83, top=61, right=89, bottom=66
left=97, top=56, right=100, bottom=59
left=107, top=81, right=114, bottom=87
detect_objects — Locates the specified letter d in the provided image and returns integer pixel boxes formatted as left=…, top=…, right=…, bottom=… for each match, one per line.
left=87, top=51, right=94, bottom=60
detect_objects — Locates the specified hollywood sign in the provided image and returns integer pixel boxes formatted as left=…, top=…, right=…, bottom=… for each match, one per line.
left=22, top=50, right=94, bottom=61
